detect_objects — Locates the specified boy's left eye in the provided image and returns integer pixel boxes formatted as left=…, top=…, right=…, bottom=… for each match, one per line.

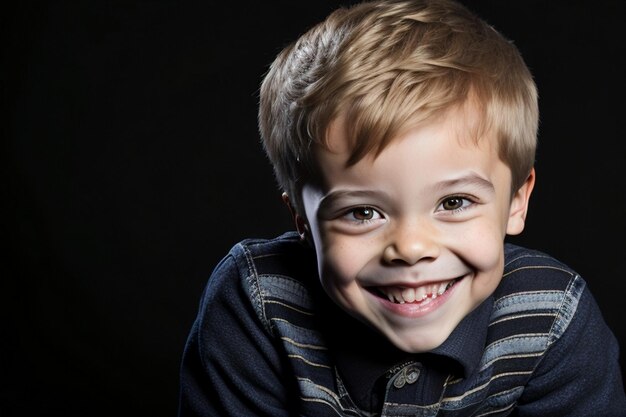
left=439, top=196, right=472, bottom=212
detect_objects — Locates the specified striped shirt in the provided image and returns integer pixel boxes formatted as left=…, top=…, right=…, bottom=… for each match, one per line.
left=179, top=232, right=626, bottom=416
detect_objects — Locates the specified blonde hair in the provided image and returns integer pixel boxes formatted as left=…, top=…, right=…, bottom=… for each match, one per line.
left=259, top=0, right=538, bottom=214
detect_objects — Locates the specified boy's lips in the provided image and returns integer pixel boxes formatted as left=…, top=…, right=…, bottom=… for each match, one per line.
left=368, top=276, right=463, bottom=304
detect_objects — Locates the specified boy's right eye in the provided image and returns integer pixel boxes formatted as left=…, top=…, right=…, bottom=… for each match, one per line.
left=342, top=206, right=383, bottom=223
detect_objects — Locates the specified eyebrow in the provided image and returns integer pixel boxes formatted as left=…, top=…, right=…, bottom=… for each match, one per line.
left=431, top=172, right=495, bottom=194
left=317, top=190, right=389, bottom=215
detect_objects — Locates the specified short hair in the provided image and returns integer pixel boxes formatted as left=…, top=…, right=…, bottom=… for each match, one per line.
left=258, top=0, right=538, bottom=215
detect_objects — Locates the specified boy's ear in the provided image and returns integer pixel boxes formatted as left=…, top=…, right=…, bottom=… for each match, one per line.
left=506, top=168, right=536, bottom=236
left=282, top=192, right=308, bottom=240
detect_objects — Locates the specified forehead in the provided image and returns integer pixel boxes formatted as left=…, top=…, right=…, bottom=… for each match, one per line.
left=312, top=109, right=506, bottom=198
left=323, top=99, right=493, bottom=161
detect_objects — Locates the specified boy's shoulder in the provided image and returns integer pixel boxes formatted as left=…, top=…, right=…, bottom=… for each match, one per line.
left=220, top=231, right=320, bottom=318
left=503, top=243, right=576, bottom=273
left=236, top=230, right=309, bottom=257
left=230, top=231, right=316, bottom=279
left=498, top=243, right=583, bottom=298
left=481, top=243, right=587, bottom=367
left=205, top=231, right=314, bottom=304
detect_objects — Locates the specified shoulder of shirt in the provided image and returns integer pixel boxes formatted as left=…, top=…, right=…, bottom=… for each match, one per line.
left=213, top=231, right=318, bottom=335
left=478, top=243, right=587, bottom=371
left=498, top=243, right=584, bottom=302
left=209, top=231, right=307, bottom=279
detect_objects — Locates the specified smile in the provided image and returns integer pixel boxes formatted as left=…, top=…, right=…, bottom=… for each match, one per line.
left=372, top=278, right=460, bottom=304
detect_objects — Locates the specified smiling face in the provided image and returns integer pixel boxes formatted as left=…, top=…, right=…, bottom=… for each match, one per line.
left=298, top=103, right=534, bottom=353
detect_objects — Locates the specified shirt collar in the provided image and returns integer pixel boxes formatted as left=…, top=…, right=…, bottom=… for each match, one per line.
left=429, top=295, right=493, bottom=377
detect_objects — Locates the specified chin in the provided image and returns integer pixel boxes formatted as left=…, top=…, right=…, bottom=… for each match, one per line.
left=385, top=327, right=454, bottom=353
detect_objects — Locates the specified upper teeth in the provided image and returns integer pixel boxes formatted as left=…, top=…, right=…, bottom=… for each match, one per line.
left=380, top=280, right=455, bottom=304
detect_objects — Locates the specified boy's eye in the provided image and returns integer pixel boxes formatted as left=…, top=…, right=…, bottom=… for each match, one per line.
left=344, top=206, right=382, bottom=222
left=353, top=207, right=375, bottom=220
left=442, top=197, right=464, bottom=211
left=439, top=196, right=473, bottom=212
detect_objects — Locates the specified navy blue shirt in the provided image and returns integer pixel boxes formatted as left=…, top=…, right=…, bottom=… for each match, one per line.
left=178, top=232, right=626, bottom=416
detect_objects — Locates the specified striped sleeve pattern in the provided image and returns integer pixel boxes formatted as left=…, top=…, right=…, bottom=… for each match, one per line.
left=438, top=247, right=585, bottom=416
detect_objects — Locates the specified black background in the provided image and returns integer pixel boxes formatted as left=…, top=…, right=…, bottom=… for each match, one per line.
left=3, top=1, right=625, bottom=416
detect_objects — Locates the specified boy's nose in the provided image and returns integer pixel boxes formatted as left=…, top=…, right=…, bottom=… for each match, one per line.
left=382, top=219, right=440, bottom=265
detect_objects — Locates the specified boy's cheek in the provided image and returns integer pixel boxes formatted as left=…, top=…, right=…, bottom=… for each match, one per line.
left=444, top=219, right=506, bottom=267
left=317, top=239, right=363, bottom=283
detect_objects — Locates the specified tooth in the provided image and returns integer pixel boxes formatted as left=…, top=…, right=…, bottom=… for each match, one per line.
left=415, top=286, right=427, bottom=301
left=392, top=288, right=404, bottom=304
left=402, top=288, right=416, bottom=303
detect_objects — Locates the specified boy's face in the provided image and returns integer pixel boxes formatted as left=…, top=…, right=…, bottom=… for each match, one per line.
left=299, top=104, right=534, bottom=353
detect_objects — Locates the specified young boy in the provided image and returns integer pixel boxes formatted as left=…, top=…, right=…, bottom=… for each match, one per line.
left=178, top=0, right=626, bottom=415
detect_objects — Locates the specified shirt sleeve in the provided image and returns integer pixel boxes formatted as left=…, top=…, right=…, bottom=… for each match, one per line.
left=177, top=253, right=299, bottom=417
left=515, top=284, right=626, bottom=416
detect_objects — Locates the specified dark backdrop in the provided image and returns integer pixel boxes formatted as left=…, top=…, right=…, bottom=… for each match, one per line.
left=3, top=1, right=625, bottom=416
